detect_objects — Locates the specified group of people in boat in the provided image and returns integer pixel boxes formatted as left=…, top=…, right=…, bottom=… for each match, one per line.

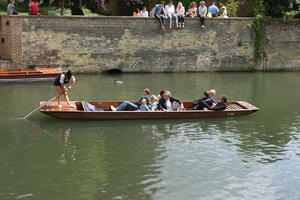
left=110, top=88, right=227, bottom=112
left=53, top=70, right=227, bottom=111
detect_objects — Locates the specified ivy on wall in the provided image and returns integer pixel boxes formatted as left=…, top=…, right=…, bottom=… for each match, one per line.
left=247, top=15, right=263, bottom=64
left=248, top=0, right=264, bottom=65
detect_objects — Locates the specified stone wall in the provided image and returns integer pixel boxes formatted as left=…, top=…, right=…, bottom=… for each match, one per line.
left=263, top=19, right=300, bottom=71
left=0, top=15, right=300, bottom=72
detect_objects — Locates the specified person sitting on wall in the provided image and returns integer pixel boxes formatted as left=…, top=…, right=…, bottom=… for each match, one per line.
left=133, top=9, right=141, bottom=16
left=154, top=1, right=167, bottom=30
left=208, top=1, right=219, bottom=17
left=221, top=6, right=228, bottom=18
left=176, top=2, right=185, bottom=28
left=198, top=1, right=207, bottom=29
left=150, top=7, right=155, bottom=18
left=53, top=70, right=76, bottom=108
left=7, top=0, right=18, bottom=15
left=186, top=1, right=197, bottom=18
left=29, top=0, right=41, bottom=15
left=111, top=88, right=151, bottom=111
left=140, top=7, right=149, bottom=17
left=165, top=1, right=178, bottom=28
left=203, top=95, right=227, bottom=111
left=158, top=90, right=184, bottom=111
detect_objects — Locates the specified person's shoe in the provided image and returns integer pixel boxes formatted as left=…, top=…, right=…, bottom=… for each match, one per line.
left=169, top=25, right=172, bottom=29
left=176, top=24, right=179, bottom=28
left=161, top=26, right=166, bottom=31
left=58, top=105, right=62, bottom=109
left=182, top=23, right=185, bottom=28
left=110, top=106, right=117, bottom=111
left=201, top=25, right=205, bottom=29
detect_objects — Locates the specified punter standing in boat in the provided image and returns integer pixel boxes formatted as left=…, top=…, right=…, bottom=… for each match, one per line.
left=53, top=70, right=76, bottom=108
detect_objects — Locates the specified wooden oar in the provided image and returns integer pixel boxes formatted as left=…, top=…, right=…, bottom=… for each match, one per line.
left=23, top=90, right=69, bottom=119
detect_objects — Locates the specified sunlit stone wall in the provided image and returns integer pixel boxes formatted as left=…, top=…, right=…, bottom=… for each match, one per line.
left=20, top=16, right=255, bottom=72
left=1, top=15, right=300, bottom=72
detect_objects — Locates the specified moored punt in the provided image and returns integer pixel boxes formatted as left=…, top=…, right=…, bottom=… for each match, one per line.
left=0, top=68, right=62, bottom=82
left=39, top=101, right=259, bottom=120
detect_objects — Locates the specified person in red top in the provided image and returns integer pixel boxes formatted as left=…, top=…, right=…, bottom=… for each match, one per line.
left=29, top=0, right=41, bottom=15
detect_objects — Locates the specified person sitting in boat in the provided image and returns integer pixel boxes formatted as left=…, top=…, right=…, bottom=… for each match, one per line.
left=208, top=89, right=217, bottom=105
left=53, top=70, right=76, bottom=108
left=141, top=95, right=158, bottom=111
left=203, top=95, right=227, bottom=111
left=193, top=89, right=217, bottom=110
left=193, top=90, right=210, bottom=109
left=111, top=88, right=150, bottom=111
left=158, top=90, right=183, bottom=111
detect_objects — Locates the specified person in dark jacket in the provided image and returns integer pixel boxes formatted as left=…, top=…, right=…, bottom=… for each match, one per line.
left=193, top=90, right=209, bottom=109
left=53, top=70, right=76, bottom=108
left=158, top=90, right=183, bottom=111
left=193, top=90, right=217, bottom=110
left=111, top=88, right=150, bottom=111
left=204, top=95, right=227, bottom=111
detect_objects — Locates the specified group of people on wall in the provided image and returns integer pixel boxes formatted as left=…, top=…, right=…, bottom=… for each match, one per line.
left=133, top=1, right=228, bottom=30
left=7, top=0, right=42, bottom=16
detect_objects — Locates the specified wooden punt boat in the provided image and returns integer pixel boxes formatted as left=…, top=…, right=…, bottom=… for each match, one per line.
left=39, top=101, right=259, bottom=120
left=0, top=68, right=62, bottom=82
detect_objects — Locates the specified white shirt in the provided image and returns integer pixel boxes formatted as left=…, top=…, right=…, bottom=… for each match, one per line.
left=166, top=99, right=172, bottom=111
left=140, top=10, right=148, bottom=17
left=165, top=5, right=175, bottom=15
left=60, top=74, right=75, bottom=84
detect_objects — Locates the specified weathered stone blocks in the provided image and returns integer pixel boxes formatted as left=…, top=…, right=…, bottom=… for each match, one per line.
left=1, top=16, right=300, bottom=72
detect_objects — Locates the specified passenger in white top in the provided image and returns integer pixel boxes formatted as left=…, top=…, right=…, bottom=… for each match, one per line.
left=140, top=7, right=148, bottom=17
left=165, top=1, right=178, bottom=28
left=176, top=2, right=185, bottom=28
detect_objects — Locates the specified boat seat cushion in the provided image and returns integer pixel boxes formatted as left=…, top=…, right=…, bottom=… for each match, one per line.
left=86, top=102, right=96, bottom=111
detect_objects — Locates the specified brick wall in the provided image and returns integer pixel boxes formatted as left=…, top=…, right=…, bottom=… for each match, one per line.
left=0, top=15, right=300, bottom=72
left=0, top=16, right=22, bottom=69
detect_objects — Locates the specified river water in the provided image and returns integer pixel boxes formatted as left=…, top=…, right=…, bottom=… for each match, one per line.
left=0, top=72, right=299, bottom=200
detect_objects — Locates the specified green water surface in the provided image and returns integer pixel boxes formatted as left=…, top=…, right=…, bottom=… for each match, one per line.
left=0, top=72, right=299, bottom=200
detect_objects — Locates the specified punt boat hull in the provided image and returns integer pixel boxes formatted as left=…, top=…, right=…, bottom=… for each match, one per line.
left=39, top=101, right=259, bottom=120
left=0, top=68, right=62, bottom=82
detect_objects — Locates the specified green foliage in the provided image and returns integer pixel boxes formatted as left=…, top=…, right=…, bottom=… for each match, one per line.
left=283, top=10, right=300, bottom=22
left=249, top=0, right=264, bottom=16
left=263, top=0, right=293, bottom=18
left=247, top=14, right=264, bottom=64
left=0, top=0, right=7, bottom=10
left=41, top=7, right=69, bottom=15
left=220, top=0, right=238, bottom=17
